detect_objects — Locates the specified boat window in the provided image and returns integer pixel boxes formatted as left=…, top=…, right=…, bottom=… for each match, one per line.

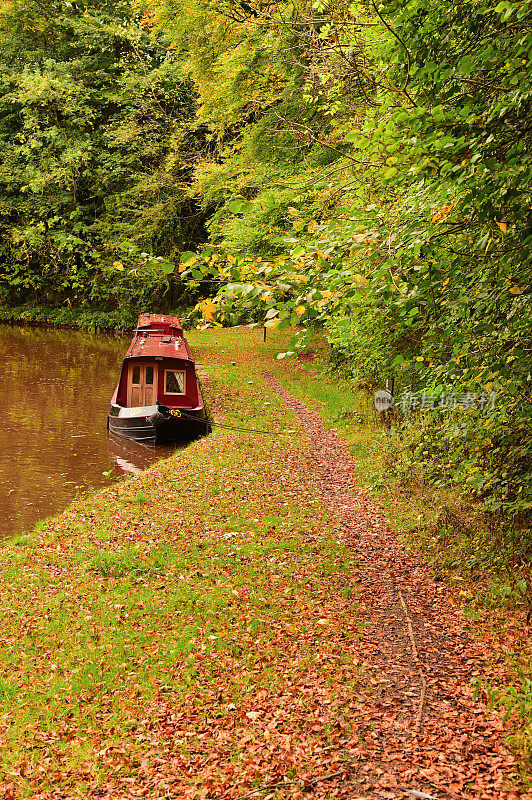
left=131, top=365, right=141, bottom=385
left=165, top=370, right=185, bottom=395
left=145, top=365, right=154, bottom=385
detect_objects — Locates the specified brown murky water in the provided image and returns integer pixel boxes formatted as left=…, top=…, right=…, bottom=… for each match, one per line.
left=0, top=324, right=179, bottom=539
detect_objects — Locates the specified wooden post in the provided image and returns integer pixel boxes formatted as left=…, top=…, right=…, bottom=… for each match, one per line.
left=385, top=377, right=395, bottom=429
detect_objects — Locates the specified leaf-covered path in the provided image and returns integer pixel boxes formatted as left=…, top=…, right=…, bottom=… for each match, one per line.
left=265, top=372, right=526, bottom=800
left=0, top=330, right=528, bottom=800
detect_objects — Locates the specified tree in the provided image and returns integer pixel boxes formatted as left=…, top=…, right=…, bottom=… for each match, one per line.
left=0, top=0, right=205, bottom=313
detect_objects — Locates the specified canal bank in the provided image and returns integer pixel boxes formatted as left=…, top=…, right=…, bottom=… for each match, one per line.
left=0, top=328, right=528, bottom=798
left=0, top=327, right=363, bottom=797
left=0, top=304, right=194, bottom=333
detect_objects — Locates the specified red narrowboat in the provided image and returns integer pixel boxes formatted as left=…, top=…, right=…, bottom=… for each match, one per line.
left=108, top=314, right=210, bottom=443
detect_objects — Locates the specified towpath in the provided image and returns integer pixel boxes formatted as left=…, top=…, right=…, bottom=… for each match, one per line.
left=265, top=372, right=524, bottom=800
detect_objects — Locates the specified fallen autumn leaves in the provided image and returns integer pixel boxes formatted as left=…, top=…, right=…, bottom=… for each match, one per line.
left=0, top=328, right=528, bottom=799
left=265, top=371, right=529, bottom=800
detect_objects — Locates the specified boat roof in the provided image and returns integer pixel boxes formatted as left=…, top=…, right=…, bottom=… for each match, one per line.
left=136, top=313, right=183, bottom=334
left=125, top=314, right=193, bottom=362
left=124, top=335, right=192, bottom=362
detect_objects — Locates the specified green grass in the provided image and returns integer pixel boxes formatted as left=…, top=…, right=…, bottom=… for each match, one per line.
left=0, top=327, right=363, bottom=797
left=0, top=325, right=528, bottom=794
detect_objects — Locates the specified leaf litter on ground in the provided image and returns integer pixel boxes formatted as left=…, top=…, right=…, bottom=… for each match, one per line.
left=0, top=327, right=528, bottom=799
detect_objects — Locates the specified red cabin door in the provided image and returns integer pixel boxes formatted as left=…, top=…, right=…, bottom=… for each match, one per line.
left=127, top=363, right=157, bottom=407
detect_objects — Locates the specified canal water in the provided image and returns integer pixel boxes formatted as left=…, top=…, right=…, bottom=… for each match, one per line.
left=0, top=324, right=179, bottom=539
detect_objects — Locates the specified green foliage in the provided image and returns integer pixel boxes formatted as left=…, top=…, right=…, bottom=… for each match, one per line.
left=0, top=0, right=530, bottom=530
left=0, top=0, right=207, bottom=312
left=480, top=675, right=532, bottom=771
left=151, top=0, right=531, bottom=529
left=327, top=312, right=418, bottom=389
left=0, top=304, right=139, bottom=331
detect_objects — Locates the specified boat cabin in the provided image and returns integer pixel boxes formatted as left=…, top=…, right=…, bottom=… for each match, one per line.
left=113, top=314, right=200, bottom=412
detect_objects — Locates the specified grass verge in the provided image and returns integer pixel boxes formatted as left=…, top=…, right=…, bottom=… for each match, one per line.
left=1, top=325, right=529, bottom=794
left=0, top=327, right=364, bottom=798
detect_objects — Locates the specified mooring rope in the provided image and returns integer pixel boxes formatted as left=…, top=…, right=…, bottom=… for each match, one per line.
left=168, top=407, right=290, bottom=436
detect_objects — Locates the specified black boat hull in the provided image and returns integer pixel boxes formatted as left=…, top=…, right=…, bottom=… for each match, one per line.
left=108, top=405, right=210, bottom=444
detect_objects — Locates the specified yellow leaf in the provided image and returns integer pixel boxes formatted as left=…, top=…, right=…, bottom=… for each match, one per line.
left=431, top=203, right=453, bottom=224
left=287, top=207, right=299, bottom=216
left=509, top=284, right=522, bottom=295
left=113, top=261, right=124, bottom=271
left=497, top=221, right=507, bottom=234
left=295, top=305, right=306, bottom=317
left=307, top=219, right=317, bottom=233
left=227, top=254, right=237, bottom=264
left=201, top=301, right=217, bottom=322
left=178, top=263, right=187, bottom=273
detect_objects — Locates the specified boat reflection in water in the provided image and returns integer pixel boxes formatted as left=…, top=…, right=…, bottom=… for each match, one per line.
left=106, top=432, right=184, bottom=477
